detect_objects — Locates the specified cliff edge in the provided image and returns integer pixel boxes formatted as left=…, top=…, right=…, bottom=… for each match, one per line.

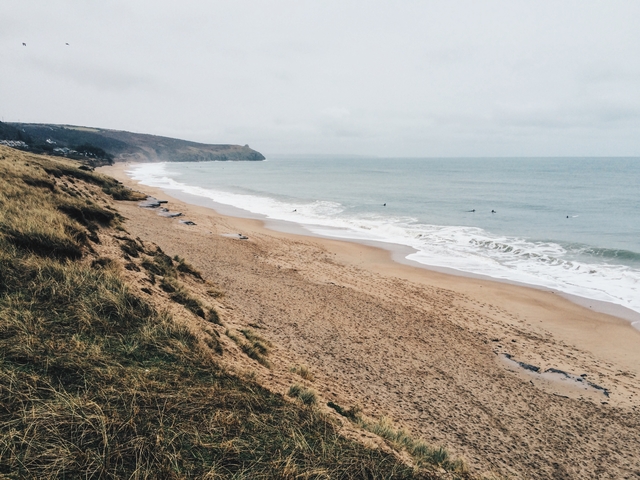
left=3, top=122, right=265, bottom=163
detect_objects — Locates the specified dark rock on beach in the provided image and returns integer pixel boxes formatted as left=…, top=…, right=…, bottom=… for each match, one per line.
left=139, top=197, right=162, bottom=208
left=158, top=211, right=183, bottom=218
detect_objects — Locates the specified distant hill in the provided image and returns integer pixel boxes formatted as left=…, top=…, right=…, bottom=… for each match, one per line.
left=2, top=122, right=265, bottom=164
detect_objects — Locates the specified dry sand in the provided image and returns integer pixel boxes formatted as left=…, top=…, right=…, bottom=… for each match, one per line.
left=100, top=163, right=640, bottom=479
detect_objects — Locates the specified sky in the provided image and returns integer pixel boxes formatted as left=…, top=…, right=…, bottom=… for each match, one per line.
left=2, top=1, right=640, bottom=157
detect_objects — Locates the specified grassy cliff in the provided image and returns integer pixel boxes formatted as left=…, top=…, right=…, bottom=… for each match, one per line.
left=3, top=123, right=265, bottom=164
left=0, top=146, right=468, bottom=479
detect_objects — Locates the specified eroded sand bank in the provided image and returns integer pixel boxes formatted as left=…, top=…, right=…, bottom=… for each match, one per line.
left=100, top=163, right=640, bottom=479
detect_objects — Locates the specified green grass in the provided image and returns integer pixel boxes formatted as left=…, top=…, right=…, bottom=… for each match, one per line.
left=0, top=147, right=468, bottom=479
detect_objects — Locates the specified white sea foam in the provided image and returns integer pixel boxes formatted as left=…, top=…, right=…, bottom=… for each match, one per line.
left=129, top=163, right=640, bottom=319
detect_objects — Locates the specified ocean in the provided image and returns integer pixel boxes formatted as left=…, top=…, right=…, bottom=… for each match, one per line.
left=128, top=156, right=640, bottom=325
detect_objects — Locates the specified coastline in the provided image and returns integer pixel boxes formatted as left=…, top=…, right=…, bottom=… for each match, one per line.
left=154, top=185, right=640, bottom=328
left=111, top=162, right=640, bottom=325
left=99, top=162, right=640, bottom=478
left=121, top=160, right=640, bottom=329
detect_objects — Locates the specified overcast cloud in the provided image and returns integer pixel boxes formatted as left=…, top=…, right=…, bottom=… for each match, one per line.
left=2, top=1, right=639, bottom=156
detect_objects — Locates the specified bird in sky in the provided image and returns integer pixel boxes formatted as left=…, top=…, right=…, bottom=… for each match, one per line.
left=65, top=43, right=69, bottom=45
left=22, top=42, right=26, bottom=46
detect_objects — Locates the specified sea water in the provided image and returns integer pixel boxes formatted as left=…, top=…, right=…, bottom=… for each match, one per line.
left=128, top=156, right=640, bottom=324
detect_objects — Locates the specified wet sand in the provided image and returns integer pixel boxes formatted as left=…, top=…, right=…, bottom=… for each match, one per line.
left=100, top=163, right=640, bottom=479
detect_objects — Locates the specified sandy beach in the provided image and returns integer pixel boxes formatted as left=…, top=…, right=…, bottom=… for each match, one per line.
left=100, top=163, right=640, bottom=479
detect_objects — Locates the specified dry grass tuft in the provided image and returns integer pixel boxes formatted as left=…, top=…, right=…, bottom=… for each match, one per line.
left=225, top=328, right=272, bottom=368
left=288, top=384, right=318, bottom=406
left=173, top=254, right=204, bottom=280
left=327, top=401, right=362, bottom=421
left=291, top=364, right=316, bottom=382
left=240, top=329, right=273, bottom=367
left=358, top=416, right=468, bottom=474
left=57, top=200, right=117, bottom=227
left=159, top=276, right=206, bottom=318
left=102, top=184, right=147, bottom=201
left=206, top=288, right=225, bottom=298
left=141, top=251, right=176, bottom=277
left=206, top=308, right=223, bottom=325
left=117, top=236, right=143, bottom=258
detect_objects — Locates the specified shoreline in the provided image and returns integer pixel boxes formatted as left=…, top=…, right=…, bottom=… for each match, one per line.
left=99, top=162, right=640, bottom=478
left=118, top=161, right=640, bottom=329
left=102, top=161, right=640, bottom=383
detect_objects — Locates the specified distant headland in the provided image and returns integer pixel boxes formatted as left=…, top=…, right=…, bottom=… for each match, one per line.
left=0, top=122, right=265, bottom=165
